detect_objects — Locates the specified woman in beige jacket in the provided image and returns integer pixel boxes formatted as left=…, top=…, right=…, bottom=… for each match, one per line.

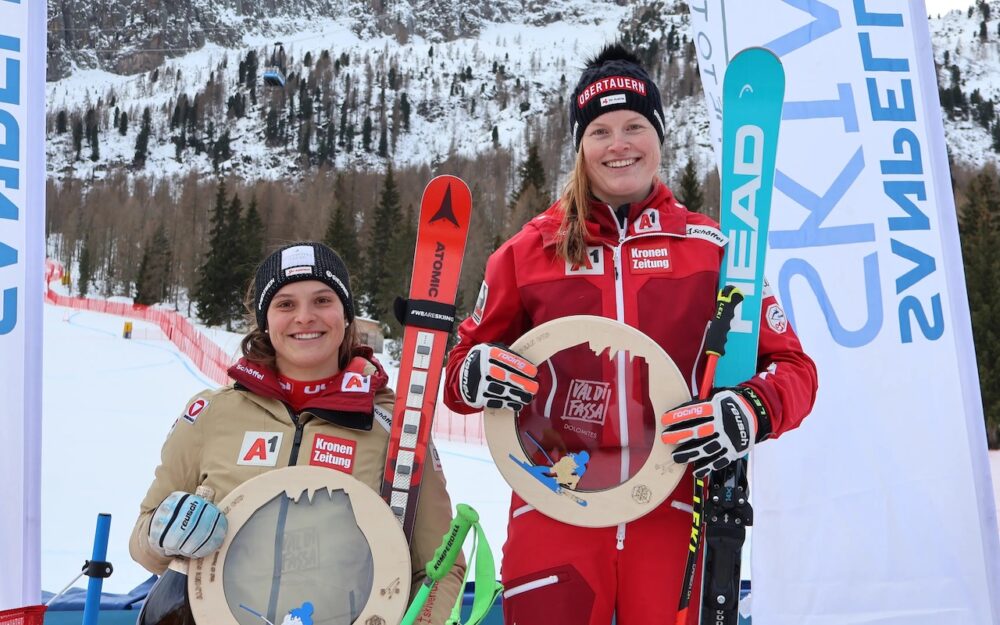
left=130, top=241, right=463, bottom=625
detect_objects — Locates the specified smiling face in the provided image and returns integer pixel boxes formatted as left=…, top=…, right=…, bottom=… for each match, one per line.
left=580, top=109, right=662, bottom=208
left=266, top=280, right=347, bottom=380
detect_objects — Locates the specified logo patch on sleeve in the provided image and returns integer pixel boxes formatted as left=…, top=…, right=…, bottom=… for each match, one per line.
left=633, top=208, right=662, bottom=233
left=237, top=432, right=283, bottom=466
left=472, top=281, right=489, bottom=325
left=341, top=372, right=371, bottom=393
left=310, top=434, right=356, bottom=474
left=628, top=241, right=672, bottom=275
left=766, top=303, right=788, bottom=334
left=182, top=398, right=209, bottom=424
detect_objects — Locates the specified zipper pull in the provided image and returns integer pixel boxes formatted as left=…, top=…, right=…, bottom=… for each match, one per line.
left=616, top=523, right=626, bottom=550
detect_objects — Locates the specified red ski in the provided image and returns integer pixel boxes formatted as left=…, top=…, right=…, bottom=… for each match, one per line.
left=381, top=175, right=472, bottom=540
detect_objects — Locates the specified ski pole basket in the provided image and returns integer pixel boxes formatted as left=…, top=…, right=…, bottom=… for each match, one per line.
left=0, top=605, right=47, bottom=625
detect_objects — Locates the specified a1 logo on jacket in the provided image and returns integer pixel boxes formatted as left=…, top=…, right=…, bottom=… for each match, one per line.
left=237, top=431, right=283, bottom=466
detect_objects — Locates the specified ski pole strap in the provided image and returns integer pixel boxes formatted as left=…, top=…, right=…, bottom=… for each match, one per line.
left=447, top=512, right=502, bottom=625
left=704, top=286, right=744, bottom=358
left=402, top=504, right=501, bottom=625
left=393, top=296, right=458, bottom=332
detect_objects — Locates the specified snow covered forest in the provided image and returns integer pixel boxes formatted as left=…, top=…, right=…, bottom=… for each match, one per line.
left=43, top=0, right=1000, bottom=445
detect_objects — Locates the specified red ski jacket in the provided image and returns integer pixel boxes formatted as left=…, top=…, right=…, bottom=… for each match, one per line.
left=444, top=181, right=817, bottom=487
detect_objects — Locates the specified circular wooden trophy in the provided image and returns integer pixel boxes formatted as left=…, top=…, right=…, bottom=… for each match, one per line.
left=188, top=466, right=410, bottom=625
left=484, top=315, right=690, bottom=527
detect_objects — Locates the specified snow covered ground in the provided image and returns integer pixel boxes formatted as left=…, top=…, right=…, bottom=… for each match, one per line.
left=40, top=304, right=511, bottom=595
left=39, top=302, right=1000, bottom=596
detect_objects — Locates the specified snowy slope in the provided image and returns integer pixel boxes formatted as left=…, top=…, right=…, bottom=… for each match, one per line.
left=41, top=303, right=511, bottom=595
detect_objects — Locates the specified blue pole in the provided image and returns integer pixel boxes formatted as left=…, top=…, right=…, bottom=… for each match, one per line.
left=82, top=513, right=111, bottom=625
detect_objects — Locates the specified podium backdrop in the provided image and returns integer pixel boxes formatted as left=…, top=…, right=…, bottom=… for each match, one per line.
left=0, top=0, right=44, bottom=610
left=689, top=1, right=1000, bottom=623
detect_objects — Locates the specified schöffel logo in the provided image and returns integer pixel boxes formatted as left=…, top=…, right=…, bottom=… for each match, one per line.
left=562, top=379, right=612, bottom=425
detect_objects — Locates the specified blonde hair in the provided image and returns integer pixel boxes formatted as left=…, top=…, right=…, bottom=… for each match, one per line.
left=239, top=281, right=361, bottom=374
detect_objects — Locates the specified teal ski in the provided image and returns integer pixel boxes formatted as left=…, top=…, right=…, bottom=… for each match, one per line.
left=700, top=47, right=785, bottom=625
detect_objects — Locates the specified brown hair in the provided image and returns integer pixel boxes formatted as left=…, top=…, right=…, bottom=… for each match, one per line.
left=239, top=281, right=362, bottom=374
left=555, top=151, right=594, bottom=267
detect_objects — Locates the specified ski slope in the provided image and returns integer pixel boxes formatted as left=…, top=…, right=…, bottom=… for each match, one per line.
left=40, top=303, right=511, bottom=595
left=39, top=301, right=1000, bottom=597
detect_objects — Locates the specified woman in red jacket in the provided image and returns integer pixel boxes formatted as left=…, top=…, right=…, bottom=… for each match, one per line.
left=442, top=44, right=818, bottom=625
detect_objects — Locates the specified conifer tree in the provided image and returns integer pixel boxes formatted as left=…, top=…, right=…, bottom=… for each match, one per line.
left=236, top=194, right=265, bottom=305
left=508, top=144, right=550, bottom=233
left=118, top=110, right=128, bottom=136
left=72, top=118, right=83, bottom=160
left=959, top=169, right=1000, bottom=447
left=135, top=224, right=172, bottom=305
left=361, top=165, right=402, bottom=323
left=194, top=181, right=243, bottom=328
left=133, top=107, right=152, bottom=167
left=77, top=236, right=93, bottom=298
left=677, top=159, right=705, bottom=214
left=323, top=177, right=360, bottom=271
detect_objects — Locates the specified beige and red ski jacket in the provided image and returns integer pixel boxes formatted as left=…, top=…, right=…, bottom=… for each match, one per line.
left=130, top=356, right=463, bottom=625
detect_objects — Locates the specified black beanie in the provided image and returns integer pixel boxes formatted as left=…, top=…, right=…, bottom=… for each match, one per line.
left=570, top=44, right=665, bottom=150
left=253, top=242, right=354, bottom=330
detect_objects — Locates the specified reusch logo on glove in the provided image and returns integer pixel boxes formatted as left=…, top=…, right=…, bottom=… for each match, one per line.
left=723, top=398, right=751, bottom=447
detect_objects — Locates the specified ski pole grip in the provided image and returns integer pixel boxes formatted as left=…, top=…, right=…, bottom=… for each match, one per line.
left=426, top=503, right=478, bottom=582
left=705, top=286, right=744, bottom=358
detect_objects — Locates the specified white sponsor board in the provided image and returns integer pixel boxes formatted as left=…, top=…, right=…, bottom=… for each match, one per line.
left=0, top=0, right=44, bottom=610
left=689, top=1, right=1000, bottom=623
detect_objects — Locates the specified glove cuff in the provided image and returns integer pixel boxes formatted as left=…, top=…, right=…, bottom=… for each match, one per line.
left=736, top=385, right=773, bottom=442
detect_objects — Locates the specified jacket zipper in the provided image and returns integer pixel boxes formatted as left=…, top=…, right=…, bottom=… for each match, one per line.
left=605, top=203, right=632, bottom=553
left=285, top=407, right=305, bottom=466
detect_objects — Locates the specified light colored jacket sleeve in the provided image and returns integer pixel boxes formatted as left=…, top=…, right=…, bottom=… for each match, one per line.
left=129, top=392, right=209, bottom=574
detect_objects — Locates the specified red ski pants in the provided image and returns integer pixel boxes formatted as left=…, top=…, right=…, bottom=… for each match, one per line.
left=499, top=490, right=702, bottom=625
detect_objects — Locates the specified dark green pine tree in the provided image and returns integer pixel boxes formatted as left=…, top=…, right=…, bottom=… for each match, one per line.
left=361, top=165, right=402, bottom=324
left=194, top=181, right=243, bottom=328
left=237, top=194, right=265, bottom=305
left=382, top=201, right=417, bottom=340
left=133, top=107, right=152, bottom=167
left=508, top=143, right=550, bottom=233
left=959, top=169, right=1000, bottom=448
left=677, top=159, right=706, bottom=214
left=134, top=223, right=173, bottom=305
left=323, top=178, right=360, bottom=271
left=77, top=235, right=93, bottom=298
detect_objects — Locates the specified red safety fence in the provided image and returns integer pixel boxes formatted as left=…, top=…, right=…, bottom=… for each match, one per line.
left=43, top=259, right=487, bottom=444
left=0, top=606, right=46, bottom=625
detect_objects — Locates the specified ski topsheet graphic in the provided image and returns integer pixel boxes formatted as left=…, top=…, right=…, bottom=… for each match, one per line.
left=380, top=175, right=472, bottom=541
left=699, top=47, right=785, bottom=625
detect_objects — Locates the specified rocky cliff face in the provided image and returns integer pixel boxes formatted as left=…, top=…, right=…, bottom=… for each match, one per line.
left=45, top=0, right=606, bottom=80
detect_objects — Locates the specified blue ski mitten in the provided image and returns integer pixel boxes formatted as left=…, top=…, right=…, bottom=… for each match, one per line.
left=148, top=490, right=228, bottom=559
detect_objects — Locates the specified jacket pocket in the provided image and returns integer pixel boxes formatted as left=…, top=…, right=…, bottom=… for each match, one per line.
left=501, top=564, right=594, bottom=625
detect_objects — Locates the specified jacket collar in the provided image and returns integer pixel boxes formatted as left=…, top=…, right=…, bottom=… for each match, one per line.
left=228, top=348, right=389, bottom=431
left=530, top=180, right=688, bottom=248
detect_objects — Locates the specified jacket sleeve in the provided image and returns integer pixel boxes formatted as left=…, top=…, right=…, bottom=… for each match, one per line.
left=740, top=282, right=819, bottom=439
left=129, top=392, right=209, bottom=574
left=443, top=241, right=534, bottom=414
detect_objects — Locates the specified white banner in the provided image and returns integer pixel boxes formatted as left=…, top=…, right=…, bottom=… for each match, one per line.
left=0, top=0, right=43, bottom=610
left=689, top=1, right=1000, bottom=623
